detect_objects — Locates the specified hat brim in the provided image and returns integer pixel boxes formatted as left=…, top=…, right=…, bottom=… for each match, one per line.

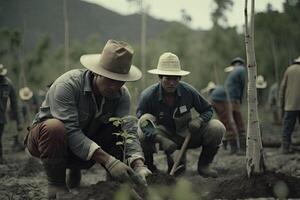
left=19, top=91, right=33, bottom=100
left=224, top=66, right=234, bottom=73
left=256, top=82, right=267, bottom=89
left=0, top=69, right=7, bottom=76
left=80, top=54, right=142, bottom=82
left=294, top=58, right=300, bottom=63
left=148, top=69, right=190, bottom=76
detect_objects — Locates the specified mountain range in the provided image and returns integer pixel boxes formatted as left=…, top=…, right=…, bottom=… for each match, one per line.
left=0, top=0, right=179, bottom=49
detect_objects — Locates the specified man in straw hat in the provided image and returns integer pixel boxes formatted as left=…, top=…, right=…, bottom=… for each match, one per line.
left=224, top=57, right=247, bottom=154
left=137, top=52, right=225, bottom=178
left=0, top=64, right=23, bottom=163
left=256, top=75, right=268, bottom=106
left=279, top=55, right=300, bottom=154
left=24, top=40, right=151, bottom=198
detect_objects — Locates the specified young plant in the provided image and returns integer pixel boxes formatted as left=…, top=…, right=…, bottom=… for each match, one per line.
left=109, top=115, right=138, bottom=162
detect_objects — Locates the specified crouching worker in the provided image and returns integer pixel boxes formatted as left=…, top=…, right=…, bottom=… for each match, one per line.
left=24, top=40, right=151, bottom=199
left=136, top=52, right=225, bottom=178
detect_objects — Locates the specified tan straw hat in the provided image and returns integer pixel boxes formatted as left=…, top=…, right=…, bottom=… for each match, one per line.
left=294, top=56, right=300, bottom=63
left=256, top=75, right=267, bottom=89
left=201, top=81, right=217, bottom=93
left=0, top=64, right=7, bottom=76
left=148, top=52, right=190, bottom=76
left=19, top=87, right=33, bottom=100
left=80, top=40, right=142, bottom=81
left=224, top=65, right=234, bottom=73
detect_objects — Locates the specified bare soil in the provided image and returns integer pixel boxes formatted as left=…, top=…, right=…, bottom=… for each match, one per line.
left=1, top=121, right=300, bottom=200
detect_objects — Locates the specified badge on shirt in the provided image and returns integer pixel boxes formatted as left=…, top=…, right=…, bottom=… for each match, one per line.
left=179, top=105, right=187, bottom=113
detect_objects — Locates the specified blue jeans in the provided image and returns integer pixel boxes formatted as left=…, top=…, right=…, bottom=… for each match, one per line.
left=282, top=110, right=300, bottom=142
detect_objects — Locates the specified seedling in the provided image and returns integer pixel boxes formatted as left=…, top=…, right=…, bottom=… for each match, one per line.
left=109, top=115, right=138, bottom=162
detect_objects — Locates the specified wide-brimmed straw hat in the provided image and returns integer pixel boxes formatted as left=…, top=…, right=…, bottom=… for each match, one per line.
left=19, top=87, right=33, bottom=100
left=80, top=40, right=142, bottom=82
left=201, top=81, right=216, bottom=93
left=0, top=64, right=7, bottom=76
left=294, top=56, right=300, bottom=63
left=148, top=52, right=190, bottom=76
left=256, top=75, right=267, bottom=89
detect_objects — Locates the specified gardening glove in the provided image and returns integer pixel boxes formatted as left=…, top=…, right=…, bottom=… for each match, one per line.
left=105, top=156, right=135, bottom=182
left=134, top=165, right=152, bottom=184
left=188, top=117, right=204, bottom=133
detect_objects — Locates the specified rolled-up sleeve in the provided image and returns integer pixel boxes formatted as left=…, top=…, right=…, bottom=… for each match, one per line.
left=49, top=82, right=94, bottom=160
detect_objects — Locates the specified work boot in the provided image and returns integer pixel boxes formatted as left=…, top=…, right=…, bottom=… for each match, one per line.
left=222, top=139, right=228, bottom=150
left=237, top=134, right=246, bottom=156
left=281, top=140, right=291, bottom=154
left=66, top=169, right=81, bottom=189
left=11, top=135, right=25, bottom=152
left=228, top=139, right=237, bottom=155
left=42, top=159, right=69, bottom=199
left=197, top=146, right=219, bottom=178
left=155, top=135, right=177, bottom=154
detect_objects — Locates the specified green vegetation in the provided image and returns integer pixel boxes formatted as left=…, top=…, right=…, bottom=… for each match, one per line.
left=1, top=0, right=299, bottom=114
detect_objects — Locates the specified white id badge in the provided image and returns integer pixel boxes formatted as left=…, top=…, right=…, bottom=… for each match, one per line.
left=179, top=105, right=187, bottom=113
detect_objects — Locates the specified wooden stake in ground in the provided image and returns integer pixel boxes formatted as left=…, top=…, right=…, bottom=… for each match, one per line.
left=244, top=0, right=265, bottom=176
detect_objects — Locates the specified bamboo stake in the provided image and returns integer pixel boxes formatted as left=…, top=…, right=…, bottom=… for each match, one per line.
left=244, top=0, right=265, bottom=176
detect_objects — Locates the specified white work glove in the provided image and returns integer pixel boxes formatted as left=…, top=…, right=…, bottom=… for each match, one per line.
left=105, top=156, right=135, bottom=182
left=188, top=117, right=204, bottom=133
left=134, top=165, right=152, bottom=184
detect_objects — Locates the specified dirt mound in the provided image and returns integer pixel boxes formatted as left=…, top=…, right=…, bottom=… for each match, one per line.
left=66, top=173, right=176, bottom=200
left=207, top=171, right=300, bottom=200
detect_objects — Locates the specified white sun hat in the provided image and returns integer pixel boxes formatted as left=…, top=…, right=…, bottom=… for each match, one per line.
left=256, top=75, right=267, bottom=89
left=201, top=81, right=217, bottom=93
left=0, top=64, right=7, bottom=76
left=148, top=52, right=190, bottom=76
left=19, top=87, right=33, bottom=100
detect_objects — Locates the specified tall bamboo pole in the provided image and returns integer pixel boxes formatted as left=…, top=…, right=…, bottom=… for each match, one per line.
left=140, top=0, right=147, bottom=90
left=244, top=0, right=265, bottom=176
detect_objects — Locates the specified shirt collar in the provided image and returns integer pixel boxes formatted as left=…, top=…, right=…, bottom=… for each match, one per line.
left=83, top=70, right=93, bottom=94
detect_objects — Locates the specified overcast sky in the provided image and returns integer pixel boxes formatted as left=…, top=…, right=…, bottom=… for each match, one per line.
left=82, top=0, right=284, bottom=29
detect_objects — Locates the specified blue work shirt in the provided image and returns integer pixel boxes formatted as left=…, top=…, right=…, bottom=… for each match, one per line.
left=225, top=65, right=246, bottom=103
left=211, top=85, right=227, bottom=102
left=33, top=69, right=142, bottom=160
left=136, top=81, right=213, bottom=134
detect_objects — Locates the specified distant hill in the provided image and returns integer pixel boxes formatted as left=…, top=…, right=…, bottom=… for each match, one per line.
left=0, top=0, right=177, bottom=49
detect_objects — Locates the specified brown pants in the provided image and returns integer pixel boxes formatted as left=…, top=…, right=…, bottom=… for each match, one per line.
left=25, top=119, right=122, bottom=169
left=212, top=100, right=246, bottom=140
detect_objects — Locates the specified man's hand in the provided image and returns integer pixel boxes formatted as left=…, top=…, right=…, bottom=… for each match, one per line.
left=188, top=117, right=203, bottom=133
left=105, top=156, right=135, bottom=182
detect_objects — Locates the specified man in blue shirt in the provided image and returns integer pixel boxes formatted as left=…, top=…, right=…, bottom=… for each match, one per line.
left=224, top=57, right=247, bottom=154
left=0, top=64, right=23, bottom=163
left=24, top=40, right=151, bottom=198
left=137, top=52, right=225, bottom=178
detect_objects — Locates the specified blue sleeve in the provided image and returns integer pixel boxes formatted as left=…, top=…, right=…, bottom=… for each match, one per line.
left=191, top=87, right=213, bottom=122
left=136, top=91, right=149, bottom=119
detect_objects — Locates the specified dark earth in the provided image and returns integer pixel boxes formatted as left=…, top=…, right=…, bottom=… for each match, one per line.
left=1, top=120, right=300, bottom=200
